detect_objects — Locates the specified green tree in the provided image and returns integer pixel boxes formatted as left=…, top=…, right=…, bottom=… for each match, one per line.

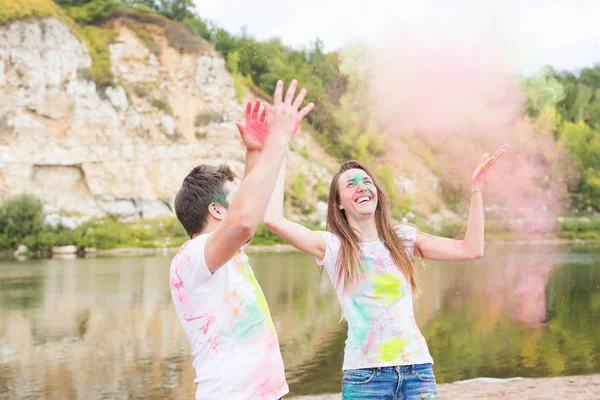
left=0, top=194, right=44, bottom=250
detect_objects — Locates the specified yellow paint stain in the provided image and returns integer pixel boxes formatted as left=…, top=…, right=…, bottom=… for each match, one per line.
left=380, top=337, right=410, bottom=362
left=371, top=274, right=405, bottom=306
left=240, top=259, right=275, bottom=333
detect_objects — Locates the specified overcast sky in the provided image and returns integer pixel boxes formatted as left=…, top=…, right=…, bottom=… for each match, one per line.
left=193, top=0, right=600, bottom=76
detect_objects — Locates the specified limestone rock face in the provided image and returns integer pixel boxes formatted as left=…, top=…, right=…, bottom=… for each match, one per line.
left=0, top=17, right=334, bottom=218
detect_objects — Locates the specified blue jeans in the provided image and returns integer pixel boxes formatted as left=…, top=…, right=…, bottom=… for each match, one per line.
left=342, top=364, right=438, bottom=400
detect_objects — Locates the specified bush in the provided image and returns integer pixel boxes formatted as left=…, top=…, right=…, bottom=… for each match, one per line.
left=80, top=25, right=117, bottom=87
left=151, top=98, right=172, bottom=113
left=0, top=0, right=61, bottom=25
left=63, top=0, right=116, bottom=25
left=0, top=194, right=44, bottom=250
left=315, top=180, right=329, bottom=202
left=290, top=172, right=307, bottom=208
left=251, top=222, right=286, bottom=246
left=133, top=84, right=149, bottom=98
left=559, top=217, right=600, bottom=239
left=438, top=220, right=466, bottom=239
left=194, top=109, right=224, bottom=126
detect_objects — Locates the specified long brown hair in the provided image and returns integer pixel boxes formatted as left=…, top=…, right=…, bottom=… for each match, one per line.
left=326, top=161, right=418, bottom=292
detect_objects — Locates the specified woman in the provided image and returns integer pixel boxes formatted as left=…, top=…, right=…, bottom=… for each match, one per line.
left=264, top=142, right=509, bottom=399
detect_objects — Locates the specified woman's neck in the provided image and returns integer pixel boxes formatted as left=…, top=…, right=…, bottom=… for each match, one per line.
left=348, top=215, right=378, bottom=242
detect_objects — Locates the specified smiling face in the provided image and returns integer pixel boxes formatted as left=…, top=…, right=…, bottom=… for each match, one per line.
left=336, top=168, right=378, bottom=218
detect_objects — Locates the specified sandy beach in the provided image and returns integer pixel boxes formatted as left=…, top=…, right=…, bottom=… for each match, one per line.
left=289, top=374, right=600, bottom=399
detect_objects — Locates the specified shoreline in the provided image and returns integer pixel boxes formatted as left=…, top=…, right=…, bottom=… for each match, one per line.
left=2, top=239, right=600, bottom=260
left=288, top=374, right=600, bottom=399
left=89, top=238, right=600, bottom=256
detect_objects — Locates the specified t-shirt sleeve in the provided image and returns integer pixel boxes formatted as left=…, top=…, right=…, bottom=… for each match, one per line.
left=172, top=233, right=213, bottom=287
left=394, top=224, right=418, bottom=257
left=315, top=231, right=341, bottom=278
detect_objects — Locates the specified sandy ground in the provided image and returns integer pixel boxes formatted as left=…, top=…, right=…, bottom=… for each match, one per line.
left=289, top=374, right=600, bottom=399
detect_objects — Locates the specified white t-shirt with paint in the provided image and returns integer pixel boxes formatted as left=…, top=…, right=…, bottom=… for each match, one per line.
left=169, top=234, right=288, bottom=400
left=316, top=224, right=434, bottom=370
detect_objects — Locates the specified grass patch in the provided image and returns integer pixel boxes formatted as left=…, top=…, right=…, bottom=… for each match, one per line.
left=0, top=0, right=61, bottom=25
left=133, top=84, right=149, bottom=98
left=194, top=109, right=224, bottom=126
left=151, top=98, right=172, bottom=114
left=559, top=217, right=600, bottom=239
left=291, top=171, right=307, bottom=208
left=164, top=21, right=208, bottom=54
left=80, top=25, right=117, bottom=87
left=125, top=19, right=160, bottom=54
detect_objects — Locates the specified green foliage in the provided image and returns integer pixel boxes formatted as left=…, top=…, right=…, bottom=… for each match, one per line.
left=181, top=14, right=210, bottom=40
left=62, top=0, right=116, bottom=25
left=559, top=217, right=600, bottom=239
left=315, top=180, right=329, bottom=202
left=251, top=222, right=286, bottom=246
left=0, top=0, right=62, bottom=25
left=151, top=98, right=171, bottom=113
left=558, top=121, right=600, bottom=210
left=522, top=66, right=565, bottom=117
left=194, top=109, right=224, bottom=126
left=291, top=171, right=307, bottom=208
left=0, top=194, right=192, bottom=252
left=0, top=194, right=44, bottom=250
left=125, top=0, right=194, bottom=22
left=125, top=19, right=159, bottom=53
left=133, top=83, right=149, bottom=98
left=439, top=180, right=463, bottom=213
left=226, top=51, right=250, bottom=102
left=80, top=25, right=117, bottom=87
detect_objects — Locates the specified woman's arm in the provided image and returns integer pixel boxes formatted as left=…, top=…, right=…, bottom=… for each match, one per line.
left=263, top=155, right=327, bottom=260
left=414, top=143, right=509, bottom=261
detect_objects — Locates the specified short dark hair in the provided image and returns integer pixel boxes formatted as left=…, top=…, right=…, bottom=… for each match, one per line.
left=174, top=164, right=235, bottom=237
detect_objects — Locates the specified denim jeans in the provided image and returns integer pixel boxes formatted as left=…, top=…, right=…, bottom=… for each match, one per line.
left=341, top=364, right=438, bottom=400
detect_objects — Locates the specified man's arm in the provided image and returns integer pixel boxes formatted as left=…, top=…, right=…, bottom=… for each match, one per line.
left=204, top=80, right=314, bottom=273
left=264, top=154, right=327, bottom=260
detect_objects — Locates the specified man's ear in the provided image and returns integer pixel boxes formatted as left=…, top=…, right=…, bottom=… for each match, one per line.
left=208, top=203, right=225, bottom=220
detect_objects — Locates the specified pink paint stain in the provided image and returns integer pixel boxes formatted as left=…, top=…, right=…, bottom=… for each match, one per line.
left=170, top=269, right=187, bottom=305
left=187, top=314, right=217, bottom=334
left=237, top=100, right=269, bottom=151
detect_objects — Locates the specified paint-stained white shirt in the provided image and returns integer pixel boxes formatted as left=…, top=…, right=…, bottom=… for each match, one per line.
left=170, top=234, right=288, bottom=400
left=316, top=224, right=434, bottom=370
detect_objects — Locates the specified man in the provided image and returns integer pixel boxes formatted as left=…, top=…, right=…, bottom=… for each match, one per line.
left=169, top=79, right=313, bottom=399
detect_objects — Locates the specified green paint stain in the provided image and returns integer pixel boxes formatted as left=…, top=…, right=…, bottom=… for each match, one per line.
left=213, top=191, right=229, bottom=206
left=224, top=259, right=274, bottom=340
left=349, top=297, right=371, bottom=349
left=226, top=302, right=265, bottom=340
left=380, top=337, right=411, bottom=362
left=358, top=257, right=372, bottom=273
left=241, top=261, right=275, bottom=333
left=371, top=274, right=405, bottom=306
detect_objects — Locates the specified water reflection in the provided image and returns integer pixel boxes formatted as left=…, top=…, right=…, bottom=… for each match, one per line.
left=0, top=243, right=598, bottom=399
